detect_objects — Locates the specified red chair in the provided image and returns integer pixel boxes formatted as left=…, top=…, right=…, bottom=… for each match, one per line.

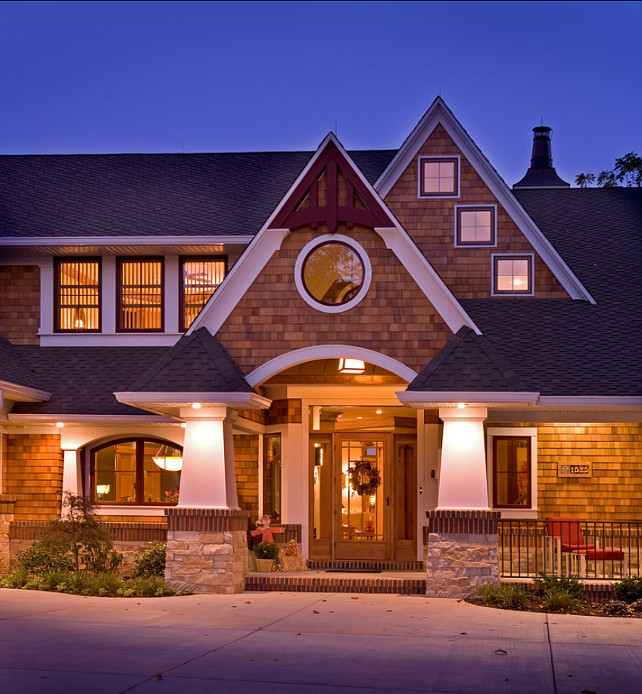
left=545, top=517, right=596, bottom=575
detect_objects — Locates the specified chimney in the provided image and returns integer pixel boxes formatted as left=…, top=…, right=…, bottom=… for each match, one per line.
left=513, top=126, right=570, bottom=189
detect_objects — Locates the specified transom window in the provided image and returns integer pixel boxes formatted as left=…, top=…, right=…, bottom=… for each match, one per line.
left=91, top=438, right=182, bottom=506
left=117, top=258, right=164, bottom=331
left=55, top=258, right=101, bottom=331
left=493, top=254, right=534, bottom=296
left=180, top=256, right=226, bottom=331
left=456, top=206, right=496, bottom=246
left=418, top=156, right=459, bottom=197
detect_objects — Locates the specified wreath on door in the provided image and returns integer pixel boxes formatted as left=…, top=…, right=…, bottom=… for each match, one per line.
left=348, top=460, right=381, bottom=496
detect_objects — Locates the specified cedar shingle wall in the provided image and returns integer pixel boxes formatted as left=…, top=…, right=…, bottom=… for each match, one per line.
left=2, top=434, right=63, bottom=520
left=216, top=226, right=452, bottom=375
left=234, top=434, right=259, bottom=525
left=536, top=423, right=642, bottom=521
left=0, top=266, right=40, bottom=344
left=384, top=125, right=568, bottom=299
left=268, top=399, right=302, bottom=425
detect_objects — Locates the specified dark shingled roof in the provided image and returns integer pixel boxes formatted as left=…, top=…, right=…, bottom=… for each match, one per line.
left=0, top=150, right=395, bottom=239
left=129, top=327, right=252, bottom=393
left=11, top=347, right=168, bottom=415
left=0, top=334, right=47, bottom=392
left=408, top=327, right=526, bottom=392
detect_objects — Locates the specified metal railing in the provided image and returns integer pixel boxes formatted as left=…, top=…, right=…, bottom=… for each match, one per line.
left=498, top=520, right=641, bottom=580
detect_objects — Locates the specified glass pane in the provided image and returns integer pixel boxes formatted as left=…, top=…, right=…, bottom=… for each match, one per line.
left=495, top=438, right=530, bottom=507
left=302, top=242, right=364, bottom=305
left=57, top=260, right=100, bottom=330
left=312, top=439, right=332, bottom=540
left=94, top=442, right=136, bottom=503
left=119, top=260, right=163, bottom=330
left=182, top=258, right=225, bottom=330
left=341, top=440, right=384, bottom=542
left=263, top=435, right=281, bottom=521
left=143, top=441, right=181, bottom=504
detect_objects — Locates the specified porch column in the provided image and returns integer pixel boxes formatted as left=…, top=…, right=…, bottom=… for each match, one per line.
left=177, top=406, right=238, bottom=509
left=424, top=406, right=499, bottom=598
left=166, top=406, right=248, bottom=594
left=61, top=449, right=80, bottom=514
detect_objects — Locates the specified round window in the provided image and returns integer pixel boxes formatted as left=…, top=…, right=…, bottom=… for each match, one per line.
left=295, top=235, right=371, bottom=313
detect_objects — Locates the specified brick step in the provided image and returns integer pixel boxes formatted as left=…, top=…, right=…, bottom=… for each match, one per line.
left=306, top=560, right=424, bottom=571
left=245, top=572, right=426, bottom=595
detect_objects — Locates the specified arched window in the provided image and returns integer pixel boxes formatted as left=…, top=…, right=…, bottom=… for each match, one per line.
left=91, top=437, right=182, bottom=506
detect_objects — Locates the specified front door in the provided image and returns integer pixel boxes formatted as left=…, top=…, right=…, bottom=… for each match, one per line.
left=310, top=432, right=415, bottom=562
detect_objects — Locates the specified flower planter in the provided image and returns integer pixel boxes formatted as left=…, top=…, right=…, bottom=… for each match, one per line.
left=255, top=558, right=275, bottom=573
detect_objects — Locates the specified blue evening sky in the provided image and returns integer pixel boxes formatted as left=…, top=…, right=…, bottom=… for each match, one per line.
left=1, top=1, right=640, bottom=186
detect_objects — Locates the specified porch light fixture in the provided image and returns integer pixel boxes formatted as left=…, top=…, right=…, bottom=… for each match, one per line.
left=192, top=402, right=201, bottom=409
left=376, top=409, right=382, bottom=415
left=152, top=445, right=183, bottom=472
left=456, top=403, right=468, bottom=409
left=56, top=422, right=64, bottom=428
left=338, top=358, right=365, bottom=374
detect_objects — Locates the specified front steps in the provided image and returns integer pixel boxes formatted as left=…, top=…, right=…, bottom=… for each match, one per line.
left=245, top=561, right=426, bottom=595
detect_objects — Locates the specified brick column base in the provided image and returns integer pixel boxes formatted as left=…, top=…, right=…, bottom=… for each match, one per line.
left=0, top=495, right=17, bottom=575
left=165, top=508, right=250, bottom=594
left=424, top=510, right=500, bottom=598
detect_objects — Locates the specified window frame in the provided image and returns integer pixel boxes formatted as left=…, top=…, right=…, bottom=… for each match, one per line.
left=116, top=256, right=165, bottom=332
left=486, top=428, right=538, bottom=519
left=179, top=255, right=227, bottom=332
left=492, top=253, right=535, bottom=297
left=418, top=155, right=460, bottom=199
left=90, top=437, right=182, bottom=507
left=454, top=205, right=497, bottom=247
left=54, top=257, right=102, bottom=333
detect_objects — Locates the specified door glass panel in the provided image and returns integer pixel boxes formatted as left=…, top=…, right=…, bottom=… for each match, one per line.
left=341, top=439, right=384, bottom=542
left=395, top=441, right=416, bottom=541
left=312, top=439, right=332, bottom=540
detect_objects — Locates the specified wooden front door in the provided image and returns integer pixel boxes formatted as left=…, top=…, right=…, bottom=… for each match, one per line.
left=310, top=432, right=416, bottom=562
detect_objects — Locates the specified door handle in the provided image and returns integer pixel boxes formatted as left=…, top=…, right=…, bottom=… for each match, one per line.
left=386, top=496, right=390, bottom=506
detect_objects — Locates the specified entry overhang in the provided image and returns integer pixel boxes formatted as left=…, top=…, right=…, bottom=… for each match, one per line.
left=396, top=391, right=540, bottom=408
left=114, top=391, right=272, bottom=419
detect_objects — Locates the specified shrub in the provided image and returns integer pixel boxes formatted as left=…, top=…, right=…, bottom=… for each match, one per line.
left=533, top=573, right=586, bottom=613
left=613, top=577, right=642, bottom=604
left=254, top=541, right=279, bottom=560
left=132, top=542, right=166, bottom=578
left=14, top=538, right=74, bottom=575
left=477, top=583, right=534, bottom=611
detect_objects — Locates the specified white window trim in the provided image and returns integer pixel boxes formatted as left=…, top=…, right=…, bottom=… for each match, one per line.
left=491, top=252, right=535, bottom=297
left=417, top=155, right=461, bottom=199
left=486, top=426, right=538, bottom=519
left=454, top=204, right=497, bottom=248
left=294, top=234, right=372, bottom=314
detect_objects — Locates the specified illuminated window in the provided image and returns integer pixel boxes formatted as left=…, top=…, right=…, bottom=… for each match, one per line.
left=180, top=256, right=226, bottom=331
left=456, top=206, right=496, bottom=246
left=91, top=438, right=182, bottom=506
left=418, top=156, right=459, bottom=197
left=117, top=258, right=164, bottom=331
left=263, top=434, right=281, bottom=521
left=492, top=437, right=531, bottom=508
left=493, top=254, right=534, bottom=295
left=55, top=258, right=101, bottom=331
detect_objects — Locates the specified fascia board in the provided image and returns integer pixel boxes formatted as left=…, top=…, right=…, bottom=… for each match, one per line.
left=0, top=236, right=254, bottom=246
left=187, top=228, right=290, bottom=334
left=375, top=98, right=594, bottom=304
left=7, top=414, right=173, bottom=423
left=375, top=227, right=480, bottom=335
left=0, top=380, right=51, bottom=402
left=537, top=396, right=642, bottom=408
left=114, top=391, right=272, bottom=409
left=396, top=391, right=541, bottom=406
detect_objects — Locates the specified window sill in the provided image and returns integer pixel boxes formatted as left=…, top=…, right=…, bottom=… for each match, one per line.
left=94, top=506, right=171, bottom=517
left=39, top=332, right=184, bottom=347
left=495, top=508, right=538, bottom=520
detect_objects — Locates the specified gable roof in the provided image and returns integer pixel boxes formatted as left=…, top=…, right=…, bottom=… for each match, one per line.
left=375, top=97, right=594, bottom=304
left=129, top=327, right=252, bottom=393
left=0, top=334, right=47, bottom=393
left=407, top=326, right=526, bottom=393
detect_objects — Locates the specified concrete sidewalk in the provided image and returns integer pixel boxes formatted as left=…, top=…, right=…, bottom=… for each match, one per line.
left=0, top=588, right=641, bottom=694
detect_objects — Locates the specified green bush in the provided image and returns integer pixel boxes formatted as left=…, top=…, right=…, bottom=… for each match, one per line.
left=254, top=541, right=279, bottom=560
left=477, top=583, right=534, bottom=610
left=613, top=577, right=642, bottom=604
left=533, top=573, right=586, bottom=613
left=14, top=538, right=74, bottom=575
left=132, top=541, right=166, bottom=578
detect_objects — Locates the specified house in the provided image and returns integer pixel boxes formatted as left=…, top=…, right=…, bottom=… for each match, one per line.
left=1, top=99, right=640, bottom=595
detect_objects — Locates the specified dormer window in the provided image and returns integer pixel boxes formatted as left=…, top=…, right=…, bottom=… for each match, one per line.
left=492, top=254, right=534, bottom=296
left=117, top=257, right=164, bottom=331
left=418, top=156, right=459, bottom=198
left=55, top=258, right=101, bottom=332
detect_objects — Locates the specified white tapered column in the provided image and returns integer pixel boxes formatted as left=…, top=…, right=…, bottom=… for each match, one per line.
left=437, top=407, right=490, bottom=510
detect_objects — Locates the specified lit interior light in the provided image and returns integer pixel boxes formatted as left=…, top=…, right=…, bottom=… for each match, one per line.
left=514, top=279, right=522, bottom=286
left=96, top=484, right=110, bottom=496
left=56, top=422, right=64, bottom=428
left=375, top=409, right=382, bottom=415
left=152, top=445, right=183, bottom=471
left=338, top=358, right=365, bottom=374
left=357, top=416, right=362, bottom=420
left=192, top=402, right=201, bottom=409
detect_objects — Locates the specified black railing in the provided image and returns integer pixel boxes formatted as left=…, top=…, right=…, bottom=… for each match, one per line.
left=498, top=519, right=641, bottom=579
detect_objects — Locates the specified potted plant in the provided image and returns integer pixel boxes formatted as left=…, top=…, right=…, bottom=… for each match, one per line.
left=254, top=541, right=279, bottom=572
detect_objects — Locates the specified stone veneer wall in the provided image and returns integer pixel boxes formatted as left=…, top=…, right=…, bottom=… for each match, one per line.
left=0, top=496, right=17, bottom=574
left=424, top=510, right=500, bottom=598
left=165, top=508, right=250, bottom=594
